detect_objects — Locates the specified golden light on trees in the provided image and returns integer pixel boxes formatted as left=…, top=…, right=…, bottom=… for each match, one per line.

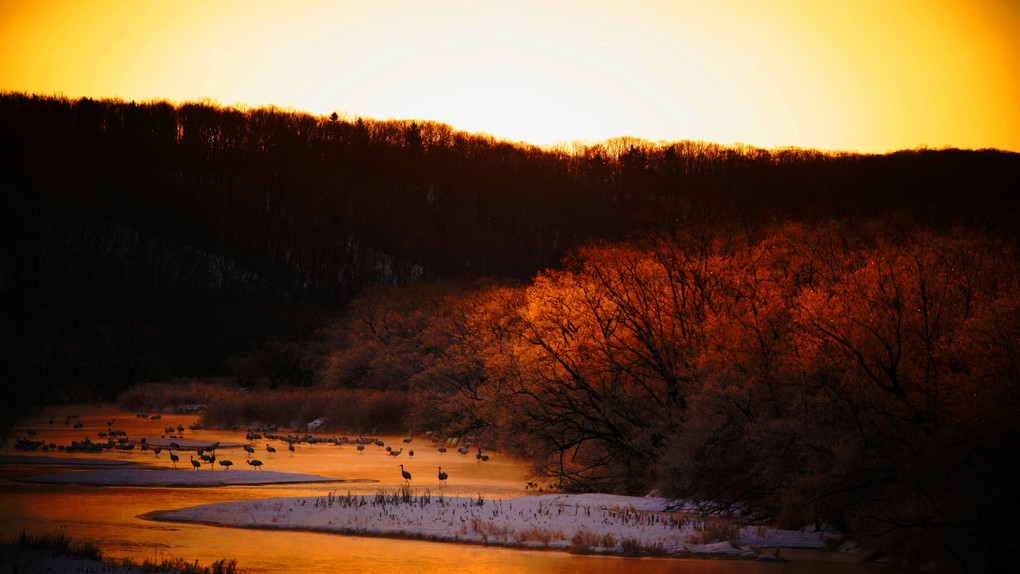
left=2, top=0, right=1018, bottom=152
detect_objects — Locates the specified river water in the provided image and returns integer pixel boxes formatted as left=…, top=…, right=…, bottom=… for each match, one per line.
left=1, top=405, right=886, bottom=573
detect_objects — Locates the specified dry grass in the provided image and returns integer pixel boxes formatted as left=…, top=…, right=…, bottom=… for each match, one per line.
left=513, top=526, right=564, bottom=547
left=685, top=516, right=741, bottom=545
left=201, top=387, right=408, bottom=433
left=569, top=526, right=618, bottom=554
left=15, top=530, right=102, bottom=561
left=117, top=378, right=240, bottom=411
left=10, top=530, right=240, bottom=574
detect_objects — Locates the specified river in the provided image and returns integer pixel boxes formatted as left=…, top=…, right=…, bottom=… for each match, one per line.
left=0, top=404, right=887, bottom=573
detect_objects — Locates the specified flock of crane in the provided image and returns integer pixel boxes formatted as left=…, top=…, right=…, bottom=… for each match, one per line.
left=14, top=408, right=494, bottom=489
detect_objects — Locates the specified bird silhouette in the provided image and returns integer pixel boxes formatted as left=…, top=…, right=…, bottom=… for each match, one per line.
left=438, top=466, right=448, bottom=485
left=169, top=451, right=179, bottom=467
left=288, top=443, right=295, bottom=454
left=389, top=448, right=403, bottom=457
left=244, top=444, right=255, bottom=457
left=246, top=459, right=263, bottom=469
left=218, top=459, right=233, bottom=470
left=189, top=455, right=201, bottom=469
left=266, top=445, right=276, bottom=456
left=400, top=464, right=411, bottom=483
left=356, top=444, right=365, bottom=453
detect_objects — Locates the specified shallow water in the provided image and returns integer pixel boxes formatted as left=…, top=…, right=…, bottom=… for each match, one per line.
left=1, top=404, right=886, bottom=573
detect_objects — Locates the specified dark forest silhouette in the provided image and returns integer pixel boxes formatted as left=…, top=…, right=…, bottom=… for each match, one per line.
left=1, top=91, right=1017, bottom=406
left=2, top=93, right=1019, bottom=571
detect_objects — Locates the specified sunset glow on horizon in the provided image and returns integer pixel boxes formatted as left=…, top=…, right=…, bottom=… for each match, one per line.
left=2, top=0, right=1019, bottom=153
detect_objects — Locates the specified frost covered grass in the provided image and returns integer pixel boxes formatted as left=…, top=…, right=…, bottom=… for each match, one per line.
left=152, top=489, right=826, bottom=560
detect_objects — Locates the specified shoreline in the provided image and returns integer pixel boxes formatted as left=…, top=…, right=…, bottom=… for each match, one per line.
left=142, top=492, right=840, bottom=564
left=141, top=510, right=788, bottom=563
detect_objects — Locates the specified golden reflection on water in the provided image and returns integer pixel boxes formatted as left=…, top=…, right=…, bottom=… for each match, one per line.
left=1, top=405, right=881, bottom=574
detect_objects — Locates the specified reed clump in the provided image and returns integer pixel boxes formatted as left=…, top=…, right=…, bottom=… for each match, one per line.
left=569, top=526, right=617, bottom=554
left=685, top=516, right=741, bottom=545
left=15, top=530, right=102, bottom=561
left=10, top=530, right=240, bottom=573
left=200, top=387, right=408, bottom=433
left=117, top=378, right=239, bottom=411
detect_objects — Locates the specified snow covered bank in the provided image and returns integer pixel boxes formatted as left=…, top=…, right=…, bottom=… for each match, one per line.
left=18, top=468, right=375, bottom=487
left=0, top=455, right=142, bottom=467
left=150, top=491, right=830, bottom=560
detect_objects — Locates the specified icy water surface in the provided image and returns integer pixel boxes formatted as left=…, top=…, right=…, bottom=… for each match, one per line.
left=1, top=404, right=885, bottom=573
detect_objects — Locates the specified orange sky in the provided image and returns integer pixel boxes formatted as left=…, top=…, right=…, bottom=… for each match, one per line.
left=2, top=0, right=1019, bottom=152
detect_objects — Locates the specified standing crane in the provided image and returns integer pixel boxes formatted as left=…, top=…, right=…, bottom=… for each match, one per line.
left=400, top=464, right=411, bottom=484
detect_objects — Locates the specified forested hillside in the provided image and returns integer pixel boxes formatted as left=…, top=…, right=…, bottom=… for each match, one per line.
left=1, top=92, right=1018, bottom=401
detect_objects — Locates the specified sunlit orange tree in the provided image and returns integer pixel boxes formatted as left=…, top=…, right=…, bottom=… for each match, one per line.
left=480, top=222, right=1019, bottom=570
left=498, top=237, right=719, bottom=492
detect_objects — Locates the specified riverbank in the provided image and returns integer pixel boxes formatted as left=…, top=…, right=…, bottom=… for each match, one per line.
left=6, top=453, right=868, bottom=569
left=148, top=488, right=834, bottom=561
